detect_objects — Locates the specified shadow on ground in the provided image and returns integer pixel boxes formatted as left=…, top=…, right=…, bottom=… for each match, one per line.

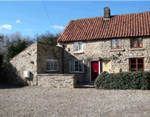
left=0, top=63, right=28, bottom=89
left=0, top=83, right=25, bottom=89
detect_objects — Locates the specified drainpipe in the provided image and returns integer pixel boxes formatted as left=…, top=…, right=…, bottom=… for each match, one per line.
left=62, top=43, right=65, bottom=74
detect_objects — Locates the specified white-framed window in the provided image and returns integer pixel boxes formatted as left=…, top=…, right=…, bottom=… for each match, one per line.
left=74, top=42, right=83, bottom=52
left=46, top=59, right=58, bottom=71
left=69, top=59, right=84, bottom=73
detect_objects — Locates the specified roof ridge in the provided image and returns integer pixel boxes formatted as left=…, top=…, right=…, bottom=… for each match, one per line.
left=70, top=11, right=150, bottom=22
left=116, top=11, right=150, bottom=16
left=71, top=16, right=102, bottom=21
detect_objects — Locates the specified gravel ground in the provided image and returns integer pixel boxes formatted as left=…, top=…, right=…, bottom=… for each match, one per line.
left=0, top=86, right=150, bottom=117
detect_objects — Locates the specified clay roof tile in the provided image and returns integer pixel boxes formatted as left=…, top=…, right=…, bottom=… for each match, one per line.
left=58, top=11, right=150, bottom=42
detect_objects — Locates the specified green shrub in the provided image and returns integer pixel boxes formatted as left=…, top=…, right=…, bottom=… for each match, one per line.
left=95, top=71, right=150, bottom=90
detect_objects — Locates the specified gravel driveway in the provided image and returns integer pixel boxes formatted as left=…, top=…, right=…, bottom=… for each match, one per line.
left=0, top=86, right=150, bottom=117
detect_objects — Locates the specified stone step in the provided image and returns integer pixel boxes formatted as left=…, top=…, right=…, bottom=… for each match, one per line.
left=87, top=82, right=94, bottom=85
left=76, top=84, right=95, bottom=88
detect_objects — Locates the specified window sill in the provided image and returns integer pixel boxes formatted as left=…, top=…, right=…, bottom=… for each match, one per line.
left=70, top=71, right=84, bottom=74
left=130, top=48, right=145, bottom=51
left=73, top=51, right=84, bottom=54
left=110, top=49, right=125, bottom=52
left=46, top=70, right=58, bottom=72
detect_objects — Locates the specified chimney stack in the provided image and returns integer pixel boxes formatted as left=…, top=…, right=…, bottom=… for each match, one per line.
left=104, top=7, right=110, bottom=20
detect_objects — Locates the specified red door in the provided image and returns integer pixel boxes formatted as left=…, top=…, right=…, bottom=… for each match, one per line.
left=91, top=61, right=99, bottom=81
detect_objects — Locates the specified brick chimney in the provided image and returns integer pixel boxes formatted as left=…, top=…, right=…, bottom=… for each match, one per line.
left=104, top=7, right=110, bottom=20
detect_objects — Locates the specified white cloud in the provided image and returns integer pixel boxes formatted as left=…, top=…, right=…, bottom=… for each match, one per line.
left=16, top=20, right=21, bottom=23
left=24, top=28, right=33, bottom=31
left=51, top=25, right=64, bottom=30
left=0, top=24, right=13, bottom=32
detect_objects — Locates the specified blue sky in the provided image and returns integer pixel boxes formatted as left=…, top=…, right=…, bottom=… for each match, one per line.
left=0, top=1, right=149, bottom=39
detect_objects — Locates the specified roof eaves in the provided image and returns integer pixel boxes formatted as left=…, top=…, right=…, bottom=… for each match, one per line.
left=57, top=20, right=74, bottom=42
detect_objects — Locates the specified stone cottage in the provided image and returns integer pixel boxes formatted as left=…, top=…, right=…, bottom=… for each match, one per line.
left=9, top=7, right=150, bottom=87
left=57, top=7, right=150, bottom=83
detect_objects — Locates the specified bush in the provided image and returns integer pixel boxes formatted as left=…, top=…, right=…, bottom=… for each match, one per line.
left=95, top=71, right=150, bottom=90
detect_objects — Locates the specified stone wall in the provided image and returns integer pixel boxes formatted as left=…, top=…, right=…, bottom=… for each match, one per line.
left=9, top=42, right=38, bottom=86
left=37, top=74, right=78, bottom=88
left=59, top=37, right=150, bottom=83
left=37, top=43, right=62, bottom=74
left=8, top=42, right=63, bottom=86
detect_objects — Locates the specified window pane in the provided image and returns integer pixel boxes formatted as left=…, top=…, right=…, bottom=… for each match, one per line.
left=75, top=61, right=78, bottom=71
left=69, top=60, right=74, bottom=72
left=138, top=65, right=143, bottom=69
left=78, top=42, right=82, bottom=51
left=138, top=38, right=142, bottom=47
left=70, top=60, right=73, bottom=72
left=117, top=39, right=121, bottom=48
left=69, top=60, right=71, bottom=72
left=54, top=61, right=57, bottom=70
left=74, top=42, right=78, bottom=51
left=131, top=58, right=136, bottom=63
left=79, top=60, right=83, bottom=72
left=72, top=60, right=74, bottom=72
left=50, top=62, right=53, bottom=70
left=81, top=61, right=84, bottom=72
left=131, top=65, right=136, bottom=69
left=46, top=61, right=50, bottom=70
left=130, top=58, right=136, bottom=71
left=112, top=39, right=116, bottom=48
left=138, top=59, right=143, bottom=71
left=138, top=59, right=143, bottom=63
left=131, top=39, right=136, bottom=47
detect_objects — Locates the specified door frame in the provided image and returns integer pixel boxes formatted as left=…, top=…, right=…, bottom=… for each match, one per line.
left=89, top=59, right=101, bottom=82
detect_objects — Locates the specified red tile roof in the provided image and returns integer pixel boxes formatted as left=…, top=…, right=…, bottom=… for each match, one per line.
left=58, top=12, right=150, bottom=42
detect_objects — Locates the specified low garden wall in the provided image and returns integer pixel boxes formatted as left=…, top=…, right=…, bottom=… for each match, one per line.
left=37, top=74, right=78, bottom=88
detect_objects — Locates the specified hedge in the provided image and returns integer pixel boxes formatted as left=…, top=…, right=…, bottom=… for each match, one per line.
left=94, top=71, right=150, bottom=90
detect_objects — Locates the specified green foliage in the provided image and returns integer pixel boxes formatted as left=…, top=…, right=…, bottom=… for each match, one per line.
left=95, top=71, right=150, bottom=90
left=35, top=31, right=60, bottom=46
left=38, top=36, right=57, bottom=46
left=4, top=40, right=27, bottom=66
left=0, top=40, right=27, bottom=83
